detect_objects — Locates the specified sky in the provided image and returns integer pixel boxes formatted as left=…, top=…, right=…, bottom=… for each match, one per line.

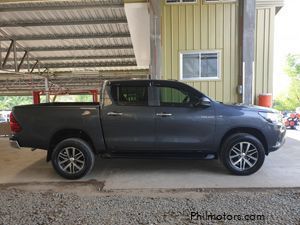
left=273, top=0, right=300, bottom=97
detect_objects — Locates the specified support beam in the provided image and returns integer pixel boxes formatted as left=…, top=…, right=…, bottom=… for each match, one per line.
left=1, top=40, right=13, bottom=68
left=0, top=69, right=149, bottom=79
left=0, top=44, right=134, bottom=52
left=13, top=40, right=17, bottom=72
left=6, top=54, right=136, bottom=62
left=45, top=75, right=50, bottom=103
left=32, top=91, right=40, bottom=104
left=30, top=60, right=38, bottom=73
left=38, top=61, right=41, bottom=75
left=45, top=61, right=137, bottom=69
left=0, top=29, right=42, bottom=72
left=149, top=0, right=162, bottom=79
left=0, top=32, right=131, bottom=41
left=0, top=2, right=123, bottom=12
left=0, top=18, right=127, bottom=28
left=0, top=41, right=2, bottom=69
left=26, top=52, right=30, bottom=72
left=18, top=51, right=28, bottom=72
left=239, top=0, right=256, bottom=104
left=90, top=90, right=99, bottom=103
left=11, top=61, right=137, bottom=70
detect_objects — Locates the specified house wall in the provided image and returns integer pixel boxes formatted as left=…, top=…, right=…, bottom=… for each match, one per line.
left=161, top=1, right=277, bottom=105
left=254, top=6, right=275, bottom=104
left=161, top=1, right=239, bottom=103
left=125, top=0, right=278, bottom=105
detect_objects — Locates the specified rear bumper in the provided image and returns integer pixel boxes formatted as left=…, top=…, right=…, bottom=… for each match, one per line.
left=10, top=140, right=20, bottom=149
left=9, top=136, right=20, bottom=149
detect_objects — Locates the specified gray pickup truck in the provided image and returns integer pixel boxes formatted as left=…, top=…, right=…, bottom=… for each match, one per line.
left=10, top=80, right=286, bottom=179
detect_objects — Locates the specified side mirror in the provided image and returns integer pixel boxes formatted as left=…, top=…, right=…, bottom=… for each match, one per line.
left=191, top=96, right=211, bottom=107
left=199, top=96, right=211, bottom=107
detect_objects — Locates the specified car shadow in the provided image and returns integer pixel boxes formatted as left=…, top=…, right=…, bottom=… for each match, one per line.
left=92, top=157, right=228, bottom=176
left=12, top=158, right=60, bottom=182
left=12, top=153, right=229, bottom=185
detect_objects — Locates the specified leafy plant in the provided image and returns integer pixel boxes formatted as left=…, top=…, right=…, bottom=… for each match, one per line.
left=0, top=95, right=94, bottom=110
left=274, top=54, right=300, bottom=111
left=0, top=96, right=33, bottom=110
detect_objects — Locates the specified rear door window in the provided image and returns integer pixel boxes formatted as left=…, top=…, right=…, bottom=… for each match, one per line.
left=111, top=85, right=148, bottom=106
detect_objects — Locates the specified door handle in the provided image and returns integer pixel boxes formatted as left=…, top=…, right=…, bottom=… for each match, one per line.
left=107, top=112, right=123, bottom=116
left=156, top=113, right=172, bottom=117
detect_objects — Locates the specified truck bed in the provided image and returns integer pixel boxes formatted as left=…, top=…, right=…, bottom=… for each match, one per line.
left=27, top=102, right=100, bottom=107
left=12, top=102, right=106, bottom=153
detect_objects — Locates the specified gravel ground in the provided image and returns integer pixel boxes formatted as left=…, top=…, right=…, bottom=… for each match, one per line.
left=0, top=183, right=299, bottom=225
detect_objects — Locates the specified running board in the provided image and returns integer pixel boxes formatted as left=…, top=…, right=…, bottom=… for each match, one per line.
left=101, top=152, right=217, bottom=160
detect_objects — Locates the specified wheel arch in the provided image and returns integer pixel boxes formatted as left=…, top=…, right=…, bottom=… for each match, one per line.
left=47, top=129, right=95, bottom=161
left=219, top=127, right=268, bottom=155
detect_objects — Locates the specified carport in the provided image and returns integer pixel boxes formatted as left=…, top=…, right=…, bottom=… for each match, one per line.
left=0, top=0, right=285, bottom=104
left=0, top=0, right=150, bottom=97
left=0, top=0, right=298, bottom=187
left=0, top=1, right=299, bottom=224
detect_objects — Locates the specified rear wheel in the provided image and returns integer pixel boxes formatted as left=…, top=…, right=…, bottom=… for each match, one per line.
left=220, top=133, right=265, bottom=175
left=51, top=138, right=95, bottom=179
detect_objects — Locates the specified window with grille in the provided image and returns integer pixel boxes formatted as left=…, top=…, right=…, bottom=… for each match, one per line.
left=180, top=50, right=221, bottom=81
left=203, top=0, right=236, bottom=4
left=166, top=0, right=197, bottom=4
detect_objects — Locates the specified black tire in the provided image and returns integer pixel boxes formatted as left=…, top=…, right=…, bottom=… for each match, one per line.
left=51, top=138, right=95, bottom=179
left=220, top=133, right=265, bottom=175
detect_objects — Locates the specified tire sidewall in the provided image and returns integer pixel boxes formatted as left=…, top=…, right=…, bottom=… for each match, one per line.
left=51, top=138, right=95, bottom=179
left=221, top=134, right=265, bottom=175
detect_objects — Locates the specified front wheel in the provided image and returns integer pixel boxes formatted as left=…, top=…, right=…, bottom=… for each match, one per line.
left=51, top=138, right=95, bottom=179
left=220, top=133, right=265, bottom=175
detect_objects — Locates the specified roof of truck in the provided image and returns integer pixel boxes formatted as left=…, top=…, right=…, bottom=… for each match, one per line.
left=108, top=79, right=180, bottom=85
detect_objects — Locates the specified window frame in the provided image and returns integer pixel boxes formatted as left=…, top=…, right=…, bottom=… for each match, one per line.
left=179, top=50, right=222, bottom=81
left=203, top=0, right=236, bottom=4
left=165, top=0, right=198, bottom=5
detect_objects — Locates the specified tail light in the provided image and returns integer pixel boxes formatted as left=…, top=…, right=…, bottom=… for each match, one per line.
left=10, top=112, right=22, bottom=133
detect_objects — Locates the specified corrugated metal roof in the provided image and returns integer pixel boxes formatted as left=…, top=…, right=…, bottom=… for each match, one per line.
left=0, top=0, right=141, bottom=72
left=0, top=0, right=149, bottom=93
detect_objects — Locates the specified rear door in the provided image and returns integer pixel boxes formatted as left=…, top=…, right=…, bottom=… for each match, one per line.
left=101, top=81, right=155, bottom=152
left=153, top=81, right=215, bottom=152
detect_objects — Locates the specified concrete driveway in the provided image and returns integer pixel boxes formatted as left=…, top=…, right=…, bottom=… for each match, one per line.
left=0, top=130, right=299, bottom=189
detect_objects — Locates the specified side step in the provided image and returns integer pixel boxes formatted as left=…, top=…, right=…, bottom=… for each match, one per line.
left=101, top=152, right=217, bottom=160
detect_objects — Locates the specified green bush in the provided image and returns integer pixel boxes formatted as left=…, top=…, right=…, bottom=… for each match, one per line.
left=274, top=54, right=300, bottom=111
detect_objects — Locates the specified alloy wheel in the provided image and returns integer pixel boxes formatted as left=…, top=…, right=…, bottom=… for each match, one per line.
left=57, top=147, right=85, bottom=174
left=229, top=142, right=258, bottom=171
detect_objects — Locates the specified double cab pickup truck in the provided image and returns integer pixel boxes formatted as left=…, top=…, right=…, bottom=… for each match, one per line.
left=10, top=80, right=286, bottom=179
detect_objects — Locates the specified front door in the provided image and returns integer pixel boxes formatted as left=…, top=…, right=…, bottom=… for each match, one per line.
left=101, top=82, right=155, bottom=151
left=153, top=82, right=215, bottom=152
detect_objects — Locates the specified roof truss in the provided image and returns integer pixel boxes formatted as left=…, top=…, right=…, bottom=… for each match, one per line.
left=0, top=1, right=124, bottom=12
left=0, top=32, right=131, bottom=41
left=5, top=61, right=137, bottom=70
left=0, top=44, right=133, bottom=52
left=0, top=18, right=128, bottom=28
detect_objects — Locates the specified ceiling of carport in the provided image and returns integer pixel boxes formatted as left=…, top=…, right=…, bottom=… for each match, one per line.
left=0, top=0, right=140, bottom=71
left=0, top=0, right=149, bottom=94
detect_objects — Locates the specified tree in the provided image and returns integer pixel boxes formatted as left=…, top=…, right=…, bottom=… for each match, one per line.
left=0, top=96, right=33, bottom=110
left=274, top=54, right=300, bottom=111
